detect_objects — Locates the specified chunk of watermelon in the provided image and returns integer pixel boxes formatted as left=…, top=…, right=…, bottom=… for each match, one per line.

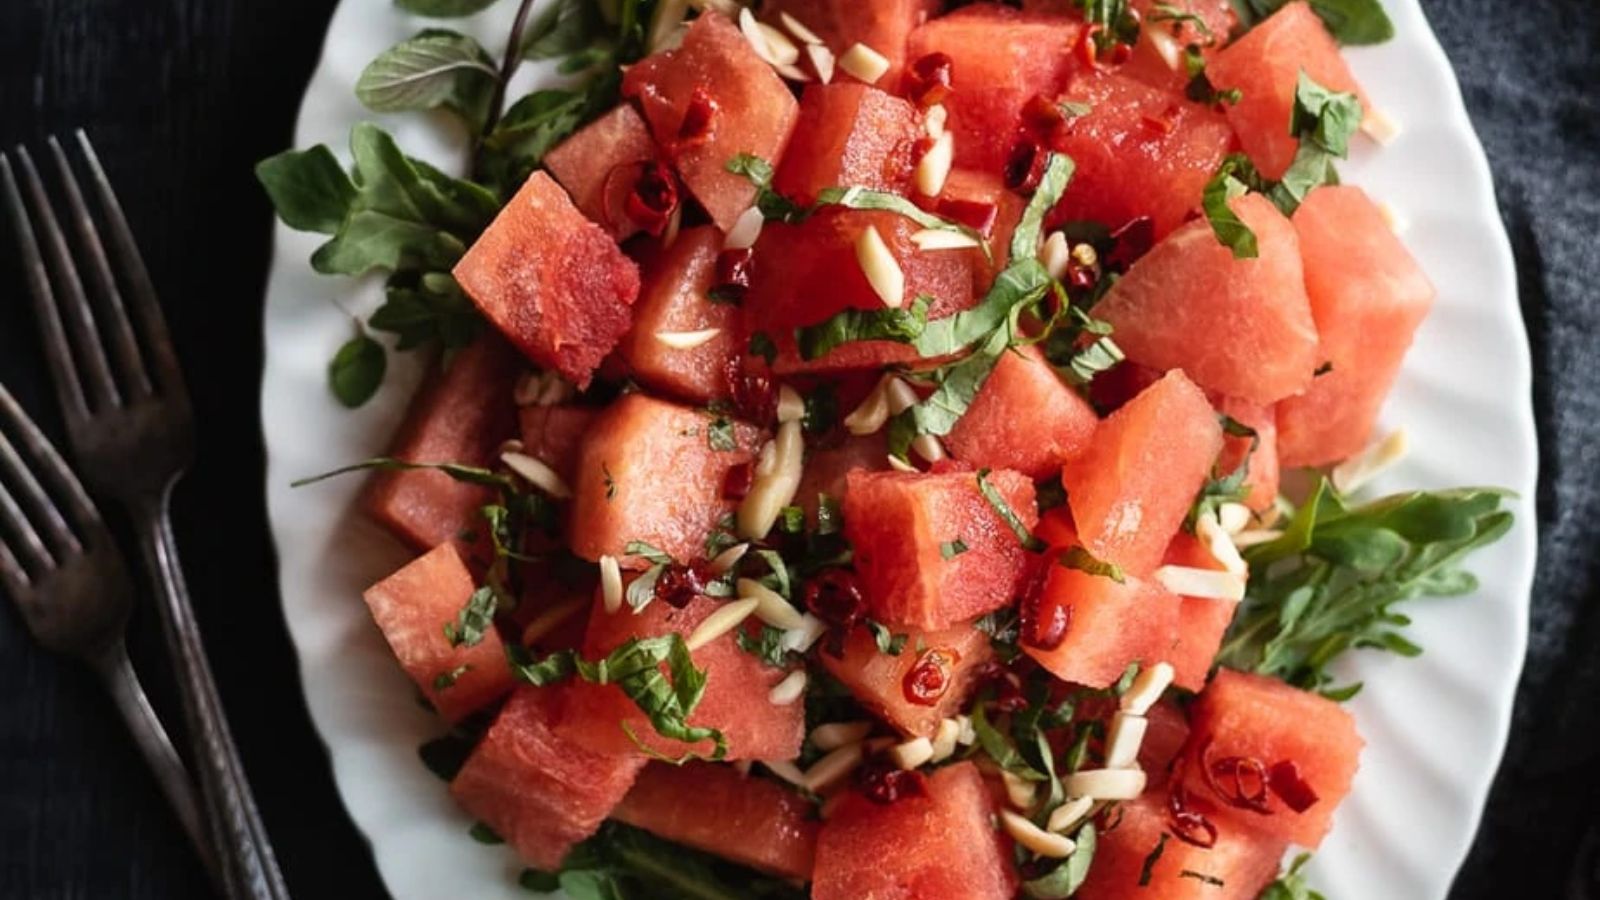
left=795, top=431, right=890, bottom=526
left=760, top=0, right=941, bottom=86
left=1213, top=395, right=1279, bottom=512
left=774, top=83, right=922, bottom=205
left=813, top=761, right=1016, bottom=900
left=453, top=172, right=640, bottom=388
left=1182, top=668, right=1363, bottom=848
left=906, top=4, right=1085, bottom=174
left=1076, top=791, right=1287, bottom=900
left=616, top=226, right=740, bottom=404
left=362, top=543, right=515, bottom=723
left=1117, top=0, right=1237, bottom=93
left=543, top=103, right=659, bottom=240
left=560, top=593, right=805, bottom=760
left=363, top=336, right=520, bottom=560
left=1277, top=185, right=1435, bottom=467
left=569, top=393, right=762, bottom=565
left=844, top=467, right=1037, bottom=630
left=623, top=13, right=799, bottom=232
left=1161, top=532, right=1240, bottom=692
left=819, top=621, right=994, bottom=738
left=742, top=207, right=977, bottom=374
left=1046, top=71, right=1236, bottom=239
left=946, top=343, right=1099, bottom=478
left=1139, top=699, right=1193, bottom=784
left=1093, top=193, right=1319, bottom=404
left=1023, top=564, right=1182, bottom=688
left=450, top=686, right=646, bottom=870
left=517, top=403, right=597, bottom=483
left=613, top=762, right=819, bottom=880
left=1061, top=369, right=1223, bottom=575
left=1204, top=1, right=1372, bottom=180
left=934, top=167, right=1027, bottom=286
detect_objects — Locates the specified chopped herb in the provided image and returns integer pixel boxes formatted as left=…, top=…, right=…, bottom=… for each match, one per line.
left=749, top=331, right=778, bottom=364
left=724, top=153, right=808, bottom=223
left=1058, top=546, right=1126, bottom=583
left=291, top=456, right=516, bottom=492
left=1139, top=833, right=1171, bottom=886
left=802, top=383, right=839, bottom=435
left=623, top=541, right=674, bottom=565
left=432, top=664, right=472, bottom=690
left=1315, top=360, right=1335, bottom=376
left=975, top=608, right=1022, bottom=663
left=1180, top=869, right=1226, bottom=886
left=977, top=468, right=1046, bottom=552
left=527, top=821, right=808, bottom=900
left=970, top=703, right=1046, bottom=782
left=866, top=620, right=910, bottom=656
left=815, top=186, right=989, bottom=256
left=706, top=414, right=738, bottom=452
left=1230, top=0, right=1394, bottom=46
left=468, top=821, right=503, bottom=844
left=795, top=296, right=930, bottom=361
left=1201, top=153, right=1265, bottom=258
left=940, top=538, right=970, bottom=560
left=443, top=586, right=499, bottom=648
left=1258, top=853, right=1327, bottom=900
left=1270, top=72, right=1363, bottom=215
left=752, top=548, right=792, bottom=599
left=777, top=505, right=807, bottom=534
left=886, top=326, right=1009, bottom=458
left=1149, top=3, right=1215, bottom=38
left=1021, top=823, right=1096, bottom=898
left=704, top=513, right=740, bottom=558
left=736, top=625, right=793, bottom=668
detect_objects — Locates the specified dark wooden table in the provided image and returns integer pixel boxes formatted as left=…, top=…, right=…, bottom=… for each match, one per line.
left=0, top=1, right=1595, bottom=898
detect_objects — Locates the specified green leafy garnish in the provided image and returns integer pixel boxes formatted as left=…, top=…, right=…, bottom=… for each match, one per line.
left=885, top=327, right=1010, bottom=457
left=795, top=297, right=930, bottom=361
left=1058, top=545, right=1126, bottom=583
left=1230, top=0, right=1395, bottom=46
left=355, top=29, right=499, bottom=130
left=977, top=468, right=1046, bottom=552
left=1138, top=833, right=1170, bottom=886
left=370, top=270, right=483, bottom=351
left=940, top=538, right=969, bottom=560
left=432, top=664, right=472, bottom=690
left=443, top=586, right=500, bottom=648
left=291, top=456, right=515, bottom=492
left=724, top=153, right=808, bottom=223
left=867, top=620, right=909, bottom=656
left=736, top=625, right=794, bottom=669
left=1022, top=824, right=1096, bottom=898
left=523, top=822, right=808, bottom=900
left=328, top=332, right=387, bottom=408
left=1259, top=853, right=1327, bottom=900
left=1201, top=153, right=1263, bottom=258
left=816, top=185, right=988, bottom=254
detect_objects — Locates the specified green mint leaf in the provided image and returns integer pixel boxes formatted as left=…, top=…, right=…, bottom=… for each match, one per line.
left=1058, top=546, right=1126, bottom=583
left=1267, top=72, right=1364, bottom=215
left=395, top=0, right=502, bottom=16
left=977, top=468, right=1046, bottom=552
left=432, top=664, right=471, bottom=690
left=506, top=644, right=579, bottom=686
left=795, top=296, right=930, bottom=361
left=624, top=541, right=674, bottom=565
left=356, top=30, right=499, bottom=130
left=443, top=586, right=500, bottom=648
left=706, top=414, right=737, bottom=452
left=290, top=456, right=516, bottom=492
left=480, top=86, right=594, bottom=192
left=328, top=333, right=387, bottom=408
left=940, top=538, right=969, bottom=560
left=255, top=145, right=358, bottom=234
left=1201, top=153, right=1269, bottom=258
left=1009, top=153, right=1077, bottom=264
left=914, top=258, right=1053, bottom=357
left=975, top=608, right=1022, bottom=663
left=520, top=0, right=605, bottom=61
left=867, top=620, right=909, bottom=656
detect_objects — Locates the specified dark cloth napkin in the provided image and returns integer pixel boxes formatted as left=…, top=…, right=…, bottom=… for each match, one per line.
left=0, top=0, right=1594, bottom=897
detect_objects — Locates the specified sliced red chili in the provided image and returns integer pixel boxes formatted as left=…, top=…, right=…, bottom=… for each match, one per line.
left=722, top=462, right=754, bottom=501
left=905, top=52, right=954, bottom=107
left=934, top=197, right=1000, bottom=237
left=855, top=759, right=929, bottom=804
left=1004, top=139, right=1045, bottom=193
left=902, top=647, right=961, bottom=707
left=713, top=247, right=755, bottom=303
left=653, top=563, right=709, bottom=609
left=675, top=85, right=718, bottom=152
left=1018, top=557, right=1069, bottom=650
left=1105, top=216, right=1155, bottom=270
left=624, top=161, right=680, bottom=236
left=1267, top=760, right=1320, bottom=813
left=803, top=569, right=866, bottom=630
left=724, top=354, right=776, bottom=423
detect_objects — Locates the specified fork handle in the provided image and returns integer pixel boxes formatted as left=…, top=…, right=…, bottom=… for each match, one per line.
left=133, top=491, right=291, bottom=900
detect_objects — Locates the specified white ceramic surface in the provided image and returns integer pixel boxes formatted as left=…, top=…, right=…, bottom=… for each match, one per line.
left=259, top=2, right=1538, bottom=897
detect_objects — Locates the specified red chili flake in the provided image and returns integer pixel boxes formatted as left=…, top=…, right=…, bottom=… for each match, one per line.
left=722, top=462, right=754, bottom=501
left=1105, top=216, right=1155, bottom=270
left=1208, top=755, right=1272, bottom=813
left=1111, top=42, right=1133, bottom=65
left=624, top=161, right=680, bottom=236
left=1018, top=557, right=1069, bottom=651
left=1165, top=760, right=1221, bottom=848
left=1019, top=94, right=1076, bottom=152
left=1267, top=760, right=1320, bottom=813
left=902, top=647, right=961, bottom=706
left=654, top=563, right=709, bottom=609
left=724, top=355, right=776, bottom=423
left=675, top=85, right=718, bottom=152
left=1004, top=139, right=1045, bottom=192
left=934, top=198, right=1000, bottom=237
left=905, top=52, right=954, bottom=107
left=1075, top=24, right=1104, bottom=69
left=713, top=247, right=755, bottom=303
left=803, top=569, right=865, bottom=629
left=1141, top=111, right=1177, bottom=136
left=854, top=759, right=929, bottom=805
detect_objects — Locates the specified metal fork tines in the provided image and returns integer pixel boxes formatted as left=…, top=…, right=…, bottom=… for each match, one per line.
left=2, top=133, right=290, bottom=900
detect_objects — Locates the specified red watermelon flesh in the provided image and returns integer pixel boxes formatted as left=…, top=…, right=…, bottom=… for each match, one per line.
left=844, top=467, right=1038, bottom=630
left=560, top=593, right=805, bottom=760
left=945, top=342, right=1099, bottom=479
left=1076, top=791, right=1287, bottom=900
left=363, top=336, right=520, bottom=562
left=1118, top=0, right=1237, bottom=93
left=796, top=431, right=890, bottom=526
left=1140, top=699, right=1193, bottom=785
left=623, top=13, right=799, bottom=232
left=743, top=207, right=977, bottom=374
left=568, top=393, right=762, bottom=566
left=1034, top=506, right=1078, bottom=550
left=1278, top=185, right=1435, bottom=467
left=774, top=83, right=922, bottom=205
left=760, top=0, right=941, bottom=87
left=517, top=403, right=597, bottom=484
left=616, top=226, right=740, bottom=405
left=813, top=761, right=1017, bottom=900
left=934, top=167, right=1026, bottom=287
left=820, top=621, right=994, bottom=738
left=361, top=543, right=515, bottom=723
left=453, top=171, right=640, bottom=388
left=1085, top=358, right=1164, bottom=415
left=450, top=686, right=646, bottom=870
left=614, top=762, right=819, bottom=879
left=1213, top=395, right=1279, bottom=512
left=1061, top=369, right=1223, bottom=575
left=1023, top=564, right=1182, bottom=688
left=542, top=103, right=659, bottom=240
left=906, top=4, right=1085, bottom=174
left=1204, top=1, right=1372, bottom=180
left=1093, top=192, right=1319, bottom=404
left=1183, top=668, right=1363, bottom=848
left=1046, top=71, right=1236, bottom=239
left=1161, top=532, right=1240, bottom=692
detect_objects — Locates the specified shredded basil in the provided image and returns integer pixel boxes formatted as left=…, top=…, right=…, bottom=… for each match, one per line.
left=977, top=469, right=1046, bottom=552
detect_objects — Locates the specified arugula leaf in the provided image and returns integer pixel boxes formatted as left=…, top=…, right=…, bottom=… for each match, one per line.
left=1230, top=0, right=1394, bottom=46
left=795, top=296, right=930, bottom=361
left=1218, top=480, right=1513, bottom=692
left=1258, top=853, right=1327, bottom=900
left=395, top=0, right=502, bottom=16
left=356, top=29, right=500, bottom=130
left=369, top=271, right=483, bottom=351
left=977, top=468, right=1047, bottom=552
left=254, top=145, right=357, bottom=234
left=867, top=620, right=909, bottom=656
left=443, top=586, right=500, bottom=647
left=291, top=456, right=516, bottom=492
left=328, top=332, right=387, bottom=407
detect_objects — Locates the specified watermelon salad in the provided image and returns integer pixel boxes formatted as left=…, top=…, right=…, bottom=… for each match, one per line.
left=261, top=0, right=1514, bottom=896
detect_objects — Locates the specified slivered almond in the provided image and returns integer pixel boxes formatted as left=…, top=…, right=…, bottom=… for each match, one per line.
left=708, top=542, right=750, bottom=575
left=1104, top=712, right=1148, bottom=770
left=1147, top=25, right=1183, bottom=71
left=910, top=228, right=980, bottom=251
left=776, top=384, right=805, bottom=424
left=739, top=578, right=807, bottom=630
left=520, top=595, right=588, bottom=646
left=501, top=451, right=572, bottom=499
left=762, top=759, right=807, bottom=787
left=647, top=0, right=690, bottom=55
left=1332, top=428, right=1409, bottom=495
left=925, top=104, right=948, bottom=139
left=855, top=225, right=905, bottom=308
left=779, top=11, right=824, bottom=44
left=1120, top=662, right=1175, bottom=716
left=1217, top=501, right=1253, bottom=535
left=956, top=714, right=977, bottom=746
left=1195, top=511, right=1248, bottom=576
left=738, top=9, right=776, bottom=62
left=1062, top=768, right=1147, bottom=801
left=768, top=670, right=808, bottom=705
left=811, top=721, right=873, bottom=751
left=838, top=42, right=890, bottom=84
left=662, top=201, right=684, bottom=248
left=930, top=718, right=961, bottom=762
left=843, top=376, right=893, bottom=435
left=1039, top=231, right=1071, bottom=280
left=912, top=434, right=947, bottom=464
left=757, top=22, right=802, bottom=65
left=889, top=737, right=935, bottom=770
left=886, top=454, right=919, bottom=474
left=806, top=44, right=837, bottom=84
left=599, top=555, right=624, bottom=614
left=1001, top=810, right=1077, bottom=858
left=684, top=598, right=760, bottom=651
left=1233, top=528, right=1283, bottom=548
left=803, top=742, right=866, bottom=792
left=513, top=371, right=543, bottom=406
left=1047, top=796, right=1094, bottom=834
left=655, top=328, right=722, bottom=350
left=737, top=419, right=805, bottom=539
left=781, top=613, right=828, bottom=653
left=725, top=205, right=765, bottom=250
left=1001, top=770, right=1037, bottom=810
left=775, top=62, right=812, bottom=82
left=883, top=376, right=919, bottom=415
left=1154, top=565, right=1246, bottom=602
left=1362, top=108, right=1403, bottom=145
left=913, top=130, right=954, bottom=197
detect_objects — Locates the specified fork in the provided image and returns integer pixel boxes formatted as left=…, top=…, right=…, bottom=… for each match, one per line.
left=1, top=132, right=291, bottom=900
left=0, top=384, right=220, bottom=891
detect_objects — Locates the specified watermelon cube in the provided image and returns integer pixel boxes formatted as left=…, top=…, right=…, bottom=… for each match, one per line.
left=773, top=83, right=923, bottom=205
left=743, top=207, right=977, bottom=374
left=795, top=431, right=890, bottom=526
left=1161, top=532, right=1240, bottom=692
left=1118, top=0, right=1238, bottom=93
left=935, top=167, right=1027, bottom=285
left=819, top=621, right=994, bottom=738
left=363, top=336, right=520, bottom=560
left=1061, top=369, right=1223, bottom=575
left=813, top=761, right=1016, bottom=900
left=623, top=13, right=799, bottom=232
left=362, top=543, right=515, bottom=723
left=760, top=0, right=940, bottom=87
left=906, top=4, right=1084, bottom=173
left=1076, top=792, right=1287, bottom=900
left=1093, top=193, right=1319, bottom=404
left=844, top=467, right=1037, bottom=630
left=560, top=593, right=805, bottom=760
left=1213, top=394, right=1279, bottom=512
left=453, top=171, right=640, bottom=388
left=517, top=403, right=597, bottom=483
left=542, top=103, right=659, bottom=240
left=1139, top=699, right=1193, bottom=784
left=616, top=226, right=740, bottom=404
left=1277, top=185, right=1435, bottom=467
left=1033, top=505, right=1079, bottom=551
left=1183, top=668, right=1364, bottom=848
left=1023, top=564, right=1182, bottom=688
left=450, top=686, right=646, bottom=870
left=1204, top=1, right=1372, bottom=180
left=569, top=393, right=762, bottom=565
left=946, top=343, right=1099, bottom=478
left=613, top=761, right=819, bottom=880
left=1046, top=71, right=1236, bottom=239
